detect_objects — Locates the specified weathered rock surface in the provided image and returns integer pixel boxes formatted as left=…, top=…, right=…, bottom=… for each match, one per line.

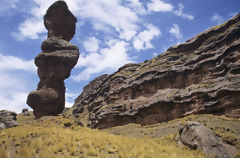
left=73, top=74, right=109, bottom=115
left=44, top=1, right=77, bottom=41
left=27, top=1, right=79, bottom=119
left=0, top=110, right=18, bottom=129
left=179, top=121, right=237, bottom=158
left=72, top=14, right=240, bottom=129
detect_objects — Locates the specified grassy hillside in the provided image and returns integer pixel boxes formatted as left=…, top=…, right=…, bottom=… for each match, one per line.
left=0, top=114, right=239, bottom=158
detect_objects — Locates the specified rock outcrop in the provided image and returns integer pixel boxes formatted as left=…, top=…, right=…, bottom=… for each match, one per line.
left=27, top=1, right=79, bottom=119
left=0, top=110, right=18, bottom=129
left=72, top=14, right=240, bottom=129
left=178, top=121, right=237, bottom=158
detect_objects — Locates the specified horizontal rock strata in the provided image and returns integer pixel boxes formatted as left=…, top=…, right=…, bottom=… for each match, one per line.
left=72, top=14, right=240, bottom=129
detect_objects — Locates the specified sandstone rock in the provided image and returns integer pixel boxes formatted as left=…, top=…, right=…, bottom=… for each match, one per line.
left=0, top=110, right=18, bottom=129
left=179, top=121, right=237, bottom=158
left=27, top=1, right=79, bottom=119
left=44, top=1, right=77, bottom=41
left=72, top=14, right=240, bottom=128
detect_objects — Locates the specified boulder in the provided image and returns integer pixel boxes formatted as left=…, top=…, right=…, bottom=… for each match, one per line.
left=0, top=110, right=18, bottom=129
left=179, top=121, right=237, bottom=158
left=22, top=108, right=30, bottom=116
left=44, top=0, right=77, bottom=41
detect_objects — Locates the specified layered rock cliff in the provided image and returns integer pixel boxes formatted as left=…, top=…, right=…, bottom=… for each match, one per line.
left=72, top=14, right=240, bottom=129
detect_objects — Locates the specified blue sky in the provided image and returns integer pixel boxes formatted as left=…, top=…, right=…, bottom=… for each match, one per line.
left=0, top=0, right=239, bottom=113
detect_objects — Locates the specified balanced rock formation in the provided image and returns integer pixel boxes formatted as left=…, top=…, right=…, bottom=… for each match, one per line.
left=0, top=110, right=18, bottom=129
left=27, top=1, right=79, bottom=119
left=179, top=122, right=237, bottom=158
left=72, top=14, right=240, bottom=129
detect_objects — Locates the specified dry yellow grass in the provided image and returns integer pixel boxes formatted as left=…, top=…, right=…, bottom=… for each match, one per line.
left=0, top=116, right=207, bottom=158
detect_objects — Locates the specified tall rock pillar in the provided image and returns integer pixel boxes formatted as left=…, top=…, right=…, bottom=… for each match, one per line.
left=27, top=1, right=79, bottom=119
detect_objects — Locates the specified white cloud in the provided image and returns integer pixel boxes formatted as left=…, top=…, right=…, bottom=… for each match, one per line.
left=83, top=36, right=100, bottom=53
left=11, top=0, right=56, bottom=40
left=127, top=0, right=147, bottom=15
left=174, top=4, right=194, bottom=20
left=72, top=40, right=134, bottom=81
left=12, top=19, right=45, bottom=41
left=65, top=91, right=78, bottom=108
left=0, top=52, right=36, bottom=113
left=0, top=53, right=36, bottom=72
left=147, top=0, right=174, bottom=12
left=75, top=0, right=139, bottom=41
left=133, top=24, right=161, bottom=50
left=147, top=1, right=194, bottom=20
left=169, top=24, right=183, bottom=39
left=13, top=0, right=140, bottom=41
left=211, top=13, right=224, bottom=24
left=0, top=91, right=30, bottom=113
left=0, top=71, right=34, bottom=113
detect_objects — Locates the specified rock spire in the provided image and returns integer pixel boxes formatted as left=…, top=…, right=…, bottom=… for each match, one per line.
left=27, top=1, right=79, bottom=119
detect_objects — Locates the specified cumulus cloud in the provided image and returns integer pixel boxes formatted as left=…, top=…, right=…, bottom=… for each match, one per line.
left=83, top=36, right=100, bottom=53
left=211, top=13, right=224, bottom=24
left=147, top=1, right=194, bottom=20
left=174, top=3, right=194, bottom=20
left=127, top=0, right=147, bottom=15
left=133, top=24, right=161, bottom=50
left=75, top=0, right=139, bottom=41
left=147, top=0, right=174, bottom=12
left=13, top=0, right=140, bottom=41
left=169, top=24, right=183, bottom=39
left=0, top=52, right=36, bottom=113
left=11, top=0, right=55, bottom=40
left=72, top=40, right=134, bottom=81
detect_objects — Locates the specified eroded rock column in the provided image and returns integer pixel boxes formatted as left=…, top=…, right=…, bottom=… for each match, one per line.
left=27, top=1, right=79, bottom=119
